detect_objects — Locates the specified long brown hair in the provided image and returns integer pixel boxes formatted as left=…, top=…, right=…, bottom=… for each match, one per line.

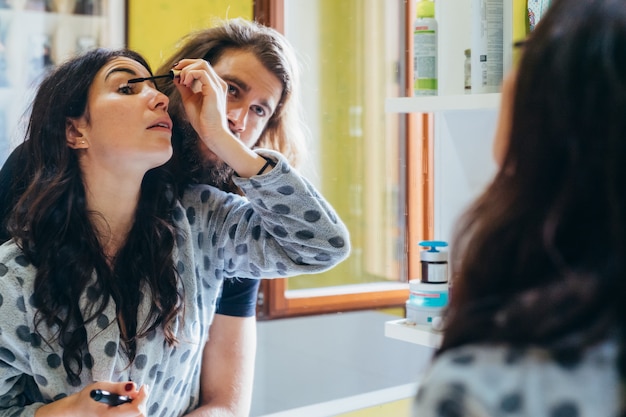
left=8, top=48, right=183, bottom=383
left=441, top=0, right=626, bottom=367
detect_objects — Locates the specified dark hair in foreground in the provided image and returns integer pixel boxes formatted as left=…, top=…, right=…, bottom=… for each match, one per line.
left=440, top=0, right=626, bottom=402
left=7, top=48, right=182, bottom=383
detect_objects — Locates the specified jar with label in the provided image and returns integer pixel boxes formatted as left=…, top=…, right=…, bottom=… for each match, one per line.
left=406, top=280, right=448, bottom=326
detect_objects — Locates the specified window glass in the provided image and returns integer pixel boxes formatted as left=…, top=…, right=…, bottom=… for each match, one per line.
left=284, top=0, right=407, bottom=290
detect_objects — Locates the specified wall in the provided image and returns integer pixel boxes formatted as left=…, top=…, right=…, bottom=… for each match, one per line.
left=126, top=0, right=252, bottom=69
left=251, top=310, right=431, bottom=416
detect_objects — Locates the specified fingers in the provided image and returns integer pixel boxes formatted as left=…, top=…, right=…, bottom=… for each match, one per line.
left=136, top=384, right=150, bottom=404
left=172, top=59, right=226, bottom=95
left=86, top=381, right=147, bottom=403
left=88, top=380, right=136, bottom=397
left=172, top=69, right=203, bottom=94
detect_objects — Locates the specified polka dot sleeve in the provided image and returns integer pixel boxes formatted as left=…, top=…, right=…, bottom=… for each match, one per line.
left=0, top=243, right=43, bottom=416
left=180, top=149, right=350, bottom=280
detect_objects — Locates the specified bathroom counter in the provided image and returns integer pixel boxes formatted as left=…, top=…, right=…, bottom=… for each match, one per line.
left=384, top=319, right=442, bottom=348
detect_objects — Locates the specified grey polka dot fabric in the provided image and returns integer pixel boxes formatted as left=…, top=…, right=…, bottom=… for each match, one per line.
left=412, top=340, right=620, bottom=417
left=0, top=150, right=350, bottom=417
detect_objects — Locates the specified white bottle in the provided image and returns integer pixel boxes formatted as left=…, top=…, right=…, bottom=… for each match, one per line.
left=413, top=0, right=437, bottom=96
left=471, top=0, right=503, bottom=94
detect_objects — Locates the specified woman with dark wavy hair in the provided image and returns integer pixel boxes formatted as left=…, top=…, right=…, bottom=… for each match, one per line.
left=0, top=18, right=310, bottom=416
left=413, top=0, right=626, bottom=415
left=0, top=47, right=349, bottom=417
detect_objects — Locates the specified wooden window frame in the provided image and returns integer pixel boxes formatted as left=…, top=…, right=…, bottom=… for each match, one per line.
left=254, top=0, right=433, bottom=319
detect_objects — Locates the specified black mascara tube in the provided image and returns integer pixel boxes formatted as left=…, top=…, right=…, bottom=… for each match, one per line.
left=90, top=389, right=131, bottom=406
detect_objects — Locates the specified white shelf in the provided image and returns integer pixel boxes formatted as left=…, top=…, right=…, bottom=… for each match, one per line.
left=384, top=319, right=442, bottom=348
left=385, top=93, right=501, bottom=113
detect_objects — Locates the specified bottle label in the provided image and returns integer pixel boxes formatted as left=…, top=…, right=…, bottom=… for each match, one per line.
left=471, top=0, right=503, bottom=93
left=413, top=26, right=437, bottom=96
left=408, top=291, right=448, bottom=308
left=422, top=263, right=448, bottom=283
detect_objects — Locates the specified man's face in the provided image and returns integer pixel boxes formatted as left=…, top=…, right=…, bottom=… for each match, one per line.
left=199, top=49, right=283, bottom=163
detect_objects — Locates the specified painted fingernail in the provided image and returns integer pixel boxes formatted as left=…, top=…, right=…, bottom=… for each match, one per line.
left=125, top=382, right=134, bottom=391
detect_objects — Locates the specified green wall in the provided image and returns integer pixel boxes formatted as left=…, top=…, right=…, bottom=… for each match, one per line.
left=127, top=0, right=253, bottom=69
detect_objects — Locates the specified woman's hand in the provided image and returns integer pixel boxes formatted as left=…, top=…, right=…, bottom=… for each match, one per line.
left=34, top=381, right=149, bottom=417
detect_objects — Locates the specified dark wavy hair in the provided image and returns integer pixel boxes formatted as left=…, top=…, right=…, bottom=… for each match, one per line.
left=155, top=18, right=307, bottom=194
left=7, top=48, right=182, bottom=384
left=441, top=0, right=626, bottom=379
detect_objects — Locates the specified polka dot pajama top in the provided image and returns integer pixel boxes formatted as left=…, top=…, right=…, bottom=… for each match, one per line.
left=412, top=339, right=620, bottom=417
left=0, top=150, right=350, bottom=417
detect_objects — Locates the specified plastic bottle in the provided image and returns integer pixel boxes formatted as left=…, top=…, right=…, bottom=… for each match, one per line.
left=413, top=0, right=437, bottom=96
left=405, top=240, right=450, bottom=327
left=471, top=0, right=503, bottom=93
left=406, top=280, right=448, bottom=326
left=419, top=240, right=448, bottom=283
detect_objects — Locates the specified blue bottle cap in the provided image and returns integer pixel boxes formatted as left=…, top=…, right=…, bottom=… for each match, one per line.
left=418, top=240, right=448, bottom=262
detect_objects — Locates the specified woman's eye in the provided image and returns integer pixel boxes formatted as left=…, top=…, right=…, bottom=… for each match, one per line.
left=118, top=84, right=136, bottom=95
left=227, top=84, right=238, bottom=96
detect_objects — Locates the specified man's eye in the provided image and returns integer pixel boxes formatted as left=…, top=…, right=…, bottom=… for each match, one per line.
left=118, top=84, right=135, bottom=94
left=227, top=84, right=238, bottom=96
left=252, top=106, right=266, bottom=117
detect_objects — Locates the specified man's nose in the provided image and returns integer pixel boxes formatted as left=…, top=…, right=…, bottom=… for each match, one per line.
left=228, top=105, right=248, bottom=132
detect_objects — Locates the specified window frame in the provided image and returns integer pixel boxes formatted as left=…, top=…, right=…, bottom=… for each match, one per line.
left=254, top=0, right=433, bottom=319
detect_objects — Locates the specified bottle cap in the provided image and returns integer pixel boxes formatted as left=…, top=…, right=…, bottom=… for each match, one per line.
left=419, top=240, right=448, bottom=262
left=416, top=0, right=435, bottom=18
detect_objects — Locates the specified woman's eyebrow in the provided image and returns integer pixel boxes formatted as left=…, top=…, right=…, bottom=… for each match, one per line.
left=104, top=67, right=139, bottom=81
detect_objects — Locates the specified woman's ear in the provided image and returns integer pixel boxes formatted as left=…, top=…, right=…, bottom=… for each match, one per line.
left=65, top=118, right=88, bottom=149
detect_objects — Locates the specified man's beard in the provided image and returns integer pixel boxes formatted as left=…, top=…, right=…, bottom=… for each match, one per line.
left=178, top=130, right=240, bottom=194
left=197, top=155, right=239, bottom=194
left=174, top=120, right=243, bottom=194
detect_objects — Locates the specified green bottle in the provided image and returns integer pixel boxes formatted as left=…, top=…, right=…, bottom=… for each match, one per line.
left=413, top=0, right=438, bottom=96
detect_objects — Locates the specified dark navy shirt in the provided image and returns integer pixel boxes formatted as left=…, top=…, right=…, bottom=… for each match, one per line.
left=217, top=278, right=260, bottom=317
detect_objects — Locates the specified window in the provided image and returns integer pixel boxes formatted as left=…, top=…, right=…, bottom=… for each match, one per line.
left=255, top=0, right=432, bottom=318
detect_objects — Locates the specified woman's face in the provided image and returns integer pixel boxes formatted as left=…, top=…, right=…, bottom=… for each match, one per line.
left=493, top=69, right=517, bottom=167
left=68, top=57, right=173, bottom=176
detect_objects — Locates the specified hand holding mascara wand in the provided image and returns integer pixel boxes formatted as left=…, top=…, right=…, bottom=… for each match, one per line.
left=128, top=69, right=202, bottom=93
left=90, top=389, right=132, bottom=406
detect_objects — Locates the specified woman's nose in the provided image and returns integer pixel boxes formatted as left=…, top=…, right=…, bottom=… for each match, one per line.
left=151, top=89, right=169, bottom=112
